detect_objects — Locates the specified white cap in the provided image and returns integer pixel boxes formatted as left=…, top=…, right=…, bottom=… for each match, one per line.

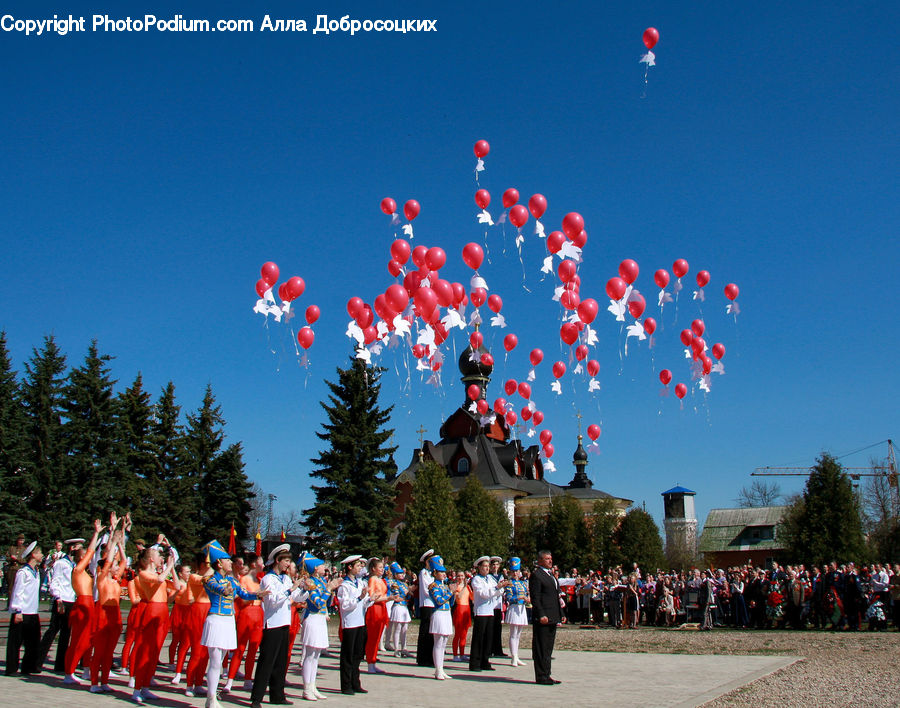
left=490, top=556, right=503, bottom=563
left=474, top=555, right=490, bottom=566
left=20, top=541, right=37, bottom=562
left=419, top=549, right=435, bottom=564
left=267, top=543, right=291, bottom=564
left=340, top=554, right=363, bottom=566
left=64, top=538, right=86, bottom=546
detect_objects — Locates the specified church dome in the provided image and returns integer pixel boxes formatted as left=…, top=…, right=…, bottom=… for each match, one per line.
left=458, top=344, right=493, bottom=379
left=573, top=436, right=588, bottom=463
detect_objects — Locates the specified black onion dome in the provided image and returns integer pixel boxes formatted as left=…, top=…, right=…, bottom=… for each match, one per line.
left=458, top=344, right=493, bottom=379
left=573, top=436, right=589, bottom=463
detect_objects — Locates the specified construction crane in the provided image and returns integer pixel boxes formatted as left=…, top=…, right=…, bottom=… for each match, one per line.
left=752, top=439, right=898, bottom=516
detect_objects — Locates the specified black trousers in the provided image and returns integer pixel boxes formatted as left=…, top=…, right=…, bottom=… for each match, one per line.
left=39, top=599, right=73, bottom=671
left=531, top=621, right=556, bottom=682
left=468, top=614, right=493, bottom=670
left=415, top=607, right=434, bottom=667
left=6, top=614, right=42, bottom=675
left=491, top=607, right=504, bottom=655
left=339, top=625, right=367, bottom=691
left=251, top=625, right=289, bottom=704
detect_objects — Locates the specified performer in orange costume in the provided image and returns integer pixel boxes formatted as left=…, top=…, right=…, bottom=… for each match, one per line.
left=224, top=552, right=263, bottom=692
left=167, top=562, right=193, bottom=683
left=121, top=572, right=144, bottom=677
left=131, top=545, right=176, bottom=704
left=184, top=552, right=211, bottom=697
left=452, top=570, right=472, bottom=661
left=364, top=557, right=391, bottom=673
left=90, top=514, right=127, bottom=692
left=63, top=518, right=104, bottom=685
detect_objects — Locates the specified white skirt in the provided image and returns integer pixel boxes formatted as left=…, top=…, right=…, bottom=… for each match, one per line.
left=505, top=604, right=528, bottom=626
left=391, top=603, right=411, bottom=623
left=302, top=612, right=329, bottom=650
left=430, top=609, right=452, bottom=636
left=385, top=600, right=394, bottom=616
left=201, top=613, right=237, bottom=650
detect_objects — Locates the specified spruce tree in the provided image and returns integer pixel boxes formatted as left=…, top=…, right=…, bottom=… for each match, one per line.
left=513, top=512, right=546, bottom=567
left=200, top=442, right=254, bottom=543
left=615, top=507, right=666, bottom=572
left=455, top=475, right=512, bottom=564
left=395, top=459, right=461, bottom=569
left=0, top=333, right=28, bottom=539
left=544, top=495, right=590, bottom=571
left=116, top=373, right=157, bottom=533
left=21, top=335, right=68, bottom=539
left=149, top=382, right=191, bottom=545
left=62, top=340, right=120, bottom=532
left=183, top=384, right=223, bottom=551
left=304, top=359, right=397, bottom=559
left=587, top=497, right=623, bottom=572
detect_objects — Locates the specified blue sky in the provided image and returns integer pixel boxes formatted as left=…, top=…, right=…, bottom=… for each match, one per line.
left=1, top=1, right=897, bottom=534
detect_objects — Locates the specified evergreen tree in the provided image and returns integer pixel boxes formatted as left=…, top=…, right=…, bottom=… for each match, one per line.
left=513, top=512, right=546, bottom=567
left=615, top=507, right=666, bottom=572
left=544, top=495, right=590, bottom=571
left=201, top=442, right=254, bottom=543
left=183, top=384, right=224, bottom=551
left=455, top=475, right=513, bottom=564
left=304, top=359, right=396, bottom=559
left=395, top=459, right=461, bottom=569
left=62, top=341, right=120, bottom=532
left=20, top=335, right=68, bottom=539
left=0, top=333, right=28, bottom=539
left=116, top=373, right=157, bottom=533
left=148, top=382, right=191, bottom=544
left=781, top=454, right=866, bottom=565
left=586, top=497, right=623, bottom=572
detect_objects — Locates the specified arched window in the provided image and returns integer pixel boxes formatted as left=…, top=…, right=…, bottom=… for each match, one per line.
left=457, top=458, right=470, bottom=474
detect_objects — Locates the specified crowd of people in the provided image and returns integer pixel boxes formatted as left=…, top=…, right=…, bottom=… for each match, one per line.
left=4, top=518, right=567, bottom=705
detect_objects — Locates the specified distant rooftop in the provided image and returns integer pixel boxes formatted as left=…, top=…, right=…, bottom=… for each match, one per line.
left=662, top=485, right=696, bottom=496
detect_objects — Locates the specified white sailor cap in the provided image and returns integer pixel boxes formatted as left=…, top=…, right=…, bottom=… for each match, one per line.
left=419, top=548, right=435, bottom=564
left=340, top=554, right=363, bottom=566
left=267, top=543, right=291, bottom=564
left=20, top=541, right=37, bottom=562
left=64, top=538, right=86, bottom=546
left=489, top=556, right=503, bottom=563
left=474, top=555, right=491, bottom=566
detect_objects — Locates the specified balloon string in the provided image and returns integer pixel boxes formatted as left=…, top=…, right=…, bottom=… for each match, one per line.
left=516, top=235, right=531, bottom=292
left=501, top=220, right=508, bottom=256
left=617, top=323, right=625, bottom=375
left=484, top=226, right=492, bottom=265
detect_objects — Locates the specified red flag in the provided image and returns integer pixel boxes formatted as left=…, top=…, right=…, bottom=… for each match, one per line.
left=255, top=524, right=262, bottom=557
left=228, top=523, right=237, bottom=555
left=280, top=527, right=286, bottom=542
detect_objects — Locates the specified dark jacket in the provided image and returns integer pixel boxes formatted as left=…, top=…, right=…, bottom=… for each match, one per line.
left=529, top=566, right=562, bottom=624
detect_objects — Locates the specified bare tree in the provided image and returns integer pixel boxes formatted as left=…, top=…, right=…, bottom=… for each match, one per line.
left=246, top=482, right=267, bottom=543
left=274, top=507, right=306, bottom=538
left=735, top=479, right=782, bottom=508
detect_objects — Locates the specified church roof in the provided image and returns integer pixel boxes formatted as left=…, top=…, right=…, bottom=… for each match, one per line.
left=662, top=485, right=696, bottom=496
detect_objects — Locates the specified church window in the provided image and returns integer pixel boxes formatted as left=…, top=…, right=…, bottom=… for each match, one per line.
left=457, top=458, right=469, bottom=474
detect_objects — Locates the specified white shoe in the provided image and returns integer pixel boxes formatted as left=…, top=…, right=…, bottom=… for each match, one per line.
left=243, top=680, right=254, bottom=691
left=108, top=668, right=120, bottom=677
left=131, top=691, right=144, bottom=704
left=90, top=685, right=104, bottom=693
left=441, top=671, right=453, bottom=679
left=64, top=674, right=83, bottom=685
left=128, top=677, right=135, bottom=688
left=394, top=650, right=403, bottom=658
left=185, top=688, right=195, bottom=697
left=434, top=672, right=445, bottom=680
left=222, top=679, right=233, bottom=693
left=518, top=658, right=528, bottom=666
left=311, top=682, right=327, bottom=700
left=141, top=689, right=159, bottom=700
left=303, top=691, right=317, bottom=701
left=171, top=674, right=182, bottom=685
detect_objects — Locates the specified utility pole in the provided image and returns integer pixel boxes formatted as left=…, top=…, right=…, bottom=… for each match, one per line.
left=266, top=493, right=277, bottom=538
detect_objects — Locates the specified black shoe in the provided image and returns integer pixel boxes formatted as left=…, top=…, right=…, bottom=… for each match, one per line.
left=251, top=703, right=263, bottom=708
left=353, top=687, right=368, bottom=694
left=536, top=679, right=555, bottom=685
left=551, top=679, right=562, bottom=684
left=341, top=689, right=355, bottom=695
left=271, top=701, right=293, bottom=705
left=483, top=666, right=495, bottom=671
left=469, top=668, right=481, bottom=672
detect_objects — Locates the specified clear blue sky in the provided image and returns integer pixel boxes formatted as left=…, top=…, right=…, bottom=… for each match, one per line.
left=1, top=1, right=897, bottom=534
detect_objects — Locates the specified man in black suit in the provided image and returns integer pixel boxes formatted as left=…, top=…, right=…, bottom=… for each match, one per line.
left=529, top=550, right=562, bottom=685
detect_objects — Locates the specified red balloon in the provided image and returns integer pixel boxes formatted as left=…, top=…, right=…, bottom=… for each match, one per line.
left=476, top=398, right=489, bottom=415
left=576, top=298, right=599, bottom=325
left=425, top=247, right=446, bottom=271
left=451, top=282, right=466, bottom=306
left=558, top=260, right=577, bottom=283
left=433, top=279, right=454, bottom=308
left=467, top=384, right=481, bottom=401
left=530, top=349, right=543, bottom=366
left=297, top=327, right=315, bottom=349
left=260, top=261, right=279, bottom=286
left=654, top=269, right=670, bottom=289
left=696, top=270, right=710, bottom=288
left=712, top=343, right=726, bottom=360
left=509, top=204, right=529, bottom=228
left=277, top=283, right=289, bottom=302
left=628, top=293, right=646, bottom=319
left=570, top=229, right=588, bottom=248
left=385, top=284, right=409, bottom=313
left=462, top=242, right=484, bottom=270
left=470, top=287, right=487, bottom=308
left=285, top=276, right=305, bottom=300
left=546, top=231, right=565, bottom=254
left=674, top=383, right=687, bottom=399
left=560, top=323, right=578, bottom=346
left=347, top=296, right=364, bottom=319
left=503, top=333, right=518, bottom=352
left=724, top=283, right=740, bottom=300
left=680, top=329, right=693, bottom=346
left=673, top=259, right=689, bottom=278
left=411, top=245, right=428, bottom=268
left=363, top=326, right=378, bottom=345
left=539, top=429, right=553, bottom=446
left=643, top=27, right=659, bottom=50
left=504, top=379, right=517, bottom=396
left=480, top=352, right=494, bottom=367
left=505, top=411, right=518, bottom=426
left=493, top=397, right=507, bottom=415
left=643, top=317, right=656, bottom=335
left=474, top=139, right=490, bottom=158
left=701, top=356, right=713, bottom=375
left=469, top=331, right=484, bottom=349
left=255, top=279, right=270, bottom=297
left=532, top=410, right=544, bottom=425
left=552, top=361, right=567, bottom=379
left=560, top=290, right=580, bottom=310
left=587, top=359, right=600, bottom=377
left=587, top=424, right=601, bottom=441
left=475, top=189, right=491, bottom=210
left=380, top=197, right=397, bottom=215
left=606, top=277, right=627, bottom=301
left=517, top=381, right=532, bottom=400
left=431, top=360, right=442, bottom=372
left=521, top=406, right=532, bottom=421
left=357, top=306, right=374, bottom=330
left=414, top=287, right=438, bottom=318
left=412, top=344, right=426, bottom=359
left=659, top=369, right=672, bottom=385
left=502, top=188, right=519, bottom=208
left=691, top=319, right=705, bottom=337
left=562, top=212, right=584, bottom=239
left=388, top=259, right=402, bottom=277
left=542, top=443, right=554, bottom=458
left=575, top=344, right=588, bottom=361
left=618, top=259, right=639, bottom=285
left=692, top=337, right=706, bottom=356
left=391, top=239, right=411, bottom=265
left=305, top=305, right=320, bottom=325
left=528, top=194, right=547, bottom=219
left=488, top=294, right=503, bottom=313
left=404, top=200, right=420, bottom=221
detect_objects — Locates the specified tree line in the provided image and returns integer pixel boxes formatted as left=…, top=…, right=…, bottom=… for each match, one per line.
left=0, top=333, right=254, bottom=552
